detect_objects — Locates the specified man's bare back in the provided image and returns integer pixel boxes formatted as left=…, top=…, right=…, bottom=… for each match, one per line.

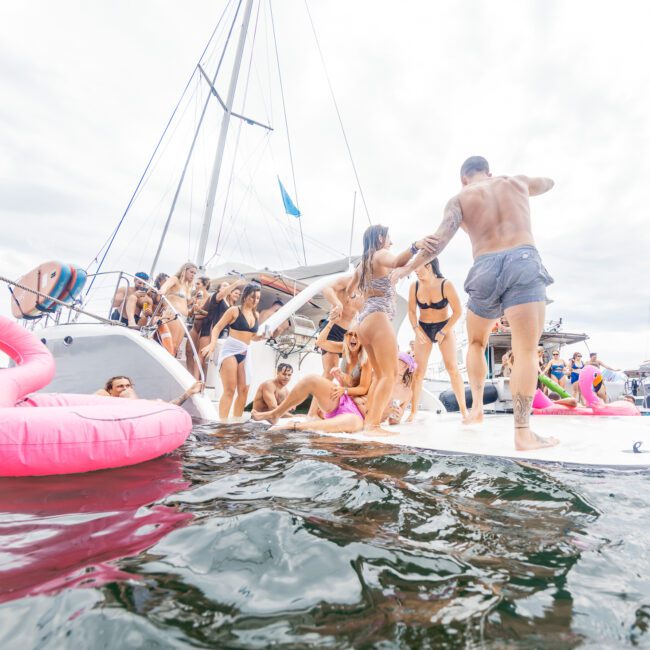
left=457, top=175, right=540, bottom=258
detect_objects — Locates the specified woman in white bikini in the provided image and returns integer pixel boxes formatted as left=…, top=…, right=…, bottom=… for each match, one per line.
left=408, top=258, right=467, bottom=421
left=158, top=262, right=197, bottom=356
left=201, top=282, right=262, bottom=421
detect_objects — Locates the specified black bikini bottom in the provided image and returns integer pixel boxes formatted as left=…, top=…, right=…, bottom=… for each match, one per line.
left=234, top=352, right=247, bottom=364
left=419, top=319, right=449, bottom=343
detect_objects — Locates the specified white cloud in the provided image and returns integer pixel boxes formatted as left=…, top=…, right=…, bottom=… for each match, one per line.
left=1, top=0, right=649, bottom=368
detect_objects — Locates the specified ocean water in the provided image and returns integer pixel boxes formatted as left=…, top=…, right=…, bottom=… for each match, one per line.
left=1, top=420, right=650, bottom=649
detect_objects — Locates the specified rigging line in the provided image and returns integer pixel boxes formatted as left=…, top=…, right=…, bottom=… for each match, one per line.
left=85, top=0, right=236, bottom=295
left=303, top=0, right=373, bottom=227
left=214, top=0, right=262, bottom=258
left=269, top=0, right=307, bottom=266
left=148, top=0, right=245, bottom=277
left=348, top=190, right=357, bottom=263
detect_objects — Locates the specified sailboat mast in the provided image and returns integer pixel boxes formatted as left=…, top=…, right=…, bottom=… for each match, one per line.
left=196, top=0, right=254, bottom=269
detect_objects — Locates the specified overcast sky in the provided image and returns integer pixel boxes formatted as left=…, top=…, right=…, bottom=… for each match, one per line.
left=1, top=0, right=649, bottom=368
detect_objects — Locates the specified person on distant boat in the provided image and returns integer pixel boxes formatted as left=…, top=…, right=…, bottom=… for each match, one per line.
left=543, top=349, right=567, bottom=388
left=194, top=279, right=243, bottom=380
left=252, top=363, right=294, bottom=412
left=110, top=271, right=153, bottom=328
left=408, top=258, right=467, bottom=422
left=347, top=224, right=434, bottom=437
left=186, top=276, right=211, bottom=378
left=252, top=327, right=371, bottom=431
left=201, top=282, right=262, bottom=421
left=568, top=351, right=585, bottom=403
left=588, top=352, right=620, bottom=402
left=158, top=262, right=198, bottom=356
left=258, top=299, right=291, bottom=339
left=95, top=376, right=203, bottom=405
left=392, top=156, right=558, bottom=450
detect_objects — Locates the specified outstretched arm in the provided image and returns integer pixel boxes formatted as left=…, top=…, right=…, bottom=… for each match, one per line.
left=392, top=196, right=463, bottom=281
left=516, top=175, right=555, bottom=196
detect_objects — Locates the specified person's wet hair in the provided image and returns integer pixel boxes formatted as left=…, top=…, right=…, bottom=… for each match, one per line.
left=426, top=257, right=444, bottom=279
left=277, top=363, right=293, bottom=373
left=359, top=224, right=389, bottom=292
left=460, top=156, right=490, bottom=178
left=241, top=282, right=261, bottom=304
left=105, top=376, right=133, bottom=392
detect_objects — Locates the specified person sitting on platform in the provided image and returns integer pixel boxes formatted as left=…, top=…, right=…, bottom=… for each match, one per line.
left=251, top=329, right=371, bottom=432
left=252, top=363, right=294, bottom=412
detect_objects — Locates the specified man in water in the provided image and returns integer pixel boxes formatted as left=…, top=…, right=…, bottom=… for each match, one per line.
left=394, top=156, right=558, bottom=450
left=252, top=363, right=293, bottom=412
left=96, top=376, right=203, bottom=406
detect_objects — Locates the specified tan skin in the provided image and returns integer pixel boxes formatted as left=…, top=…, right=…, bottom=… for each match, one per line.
left=95, top=376, right=203, bottom=405
left=111, top=278, right=153, bottom=328
left=408, top=264, right=467, bottom=421
left=252, top=366, right=293, bottom=412
left=380, top=359, right=413, bottom=425
left=252, top=333, right=372, bottom=431
left=159, top=264, right=198, bottom=356
left=543, top=350, right=568, bottom=389
left=394, top=170, right=558, bottom=450
left=320, top=275, right=364, bottom=377
left=186, top=277, right=211, bottom=378
left=201, top=289, right=262, bottom=420
left=348, top=232, right=433, bottom=436
left=193, top=282, right=243, bottom=380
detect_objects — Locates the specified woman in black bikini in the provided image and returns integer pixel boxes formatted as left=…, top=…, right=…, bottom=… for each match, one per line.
left=408, top=258, right=467, bottom=421
left=201, top=283, right=262, bottom=421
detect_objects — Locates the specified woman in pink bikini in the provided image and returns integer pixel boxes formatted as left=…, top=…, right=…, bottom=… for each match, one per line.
left=251, top=328, right=371, bottom=432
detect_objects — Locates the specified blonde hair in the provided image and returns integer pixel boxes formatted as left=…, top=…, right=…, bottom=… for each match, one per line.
left=343, top=330, right=368, bottom=367
left=359, top=224, right=388, bottom=292
left=175, top=262, right=197, bottom=284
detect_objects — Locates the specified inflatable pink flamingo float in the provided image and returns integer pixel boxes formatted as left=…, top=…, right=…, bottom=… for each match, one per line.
left=533, top=364, right=639, bottom=416
left=0, top=316, right=192, bottom=476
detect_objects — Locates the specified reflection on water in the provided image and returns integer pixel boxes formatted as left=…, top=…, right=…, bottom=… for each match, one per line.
left=1, top=419, right=650, bottom=648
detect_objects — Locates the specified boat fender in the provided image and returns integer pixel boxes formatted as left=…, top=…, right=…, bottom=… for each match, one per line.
left=439, top=384, right=498, bottom=412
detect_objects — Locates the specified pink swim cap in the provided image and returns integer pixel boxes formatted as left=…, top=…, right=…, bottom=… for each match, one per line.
left=398, top=352, right=417, bottom=372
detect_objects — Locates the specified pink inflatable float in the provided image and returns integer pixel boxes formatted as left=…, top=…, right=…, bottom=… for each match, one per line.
left=0, top=316, right=192, bottom=477
left=533, top=364, right=639, bottom=416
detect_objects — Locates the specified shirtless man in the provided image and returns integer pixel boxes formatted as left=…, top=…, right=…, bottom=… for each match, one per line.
left=252, top=363, right=293, bottom=412
left=394, top=156, right=557, bottom=450
left=320, top=275, right=364, bottom=376
left=110, top=272, right=153, bottom=328
left=259, top=299, right=291, bottom=338
left=588, top=352, right=619, bottom=402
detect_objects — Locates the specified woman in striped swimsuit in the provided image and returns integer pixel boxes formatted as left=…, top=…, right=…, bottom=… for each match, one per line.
left=348, top=224, right=428, bottom=435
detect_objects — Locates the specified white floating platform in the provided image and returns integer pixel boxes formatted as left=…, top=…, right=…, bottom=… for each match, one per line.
left=278, top=412, right=650, bottom=469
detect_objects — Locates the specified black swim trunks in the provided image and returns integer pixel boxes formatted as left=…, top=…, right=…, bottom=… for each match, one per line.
left=321, top=322, right=347, bottom=356
left=110, top=309, right=129, bottom=326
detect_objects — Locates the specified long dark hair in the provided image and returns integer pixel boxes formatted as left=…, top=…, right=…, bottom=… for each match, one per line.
left=426, top=258, right=444, bottom=279
left=359, top=224, right=388, bottom=292
left=241, top=282, right=261, bottom=308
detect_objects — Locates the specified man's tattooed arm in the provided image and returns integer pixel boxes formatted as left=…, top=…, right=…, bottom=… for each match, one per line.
left=391, top=196, right=464, bottom=280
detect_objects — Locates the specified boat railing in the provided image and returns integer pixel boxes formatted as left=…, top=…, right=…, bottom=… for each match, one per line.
left=1, top=271, right=205, bottom=385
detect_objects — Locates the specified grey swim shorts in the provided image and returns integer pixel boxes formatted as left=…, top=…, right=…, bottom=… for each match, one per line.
left=464, top=245, right=553, bottom=320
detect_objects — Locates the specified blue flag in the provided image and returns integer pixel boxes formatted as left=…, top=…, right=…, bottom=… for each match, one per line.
left=278, top=177, right=301, bottom=217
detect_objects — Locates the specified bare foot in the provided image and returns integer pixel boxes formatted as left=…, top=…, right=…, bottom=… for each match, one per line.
left=462, top=409, right=484, bottom=425
left=363, top=424, right=397, bottom=437
left=251, top=409, right=278, bottom=423
left=406, top=413, right=415, bottom=423
left=515, top=429, right=560, bottom=451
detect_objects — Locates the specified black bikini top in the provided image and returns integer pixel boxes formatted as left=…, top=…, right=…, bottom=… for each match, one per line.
left=415, top=280, right=448, bottom=310
left=230, top=307, right=259, bottom=333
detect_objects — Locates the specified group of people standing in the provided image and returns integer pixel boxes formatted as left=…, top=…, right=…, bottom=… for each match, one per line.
left=113, top=155, right=562, bottom=451
left=255, top=155, right=561, bottom=451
